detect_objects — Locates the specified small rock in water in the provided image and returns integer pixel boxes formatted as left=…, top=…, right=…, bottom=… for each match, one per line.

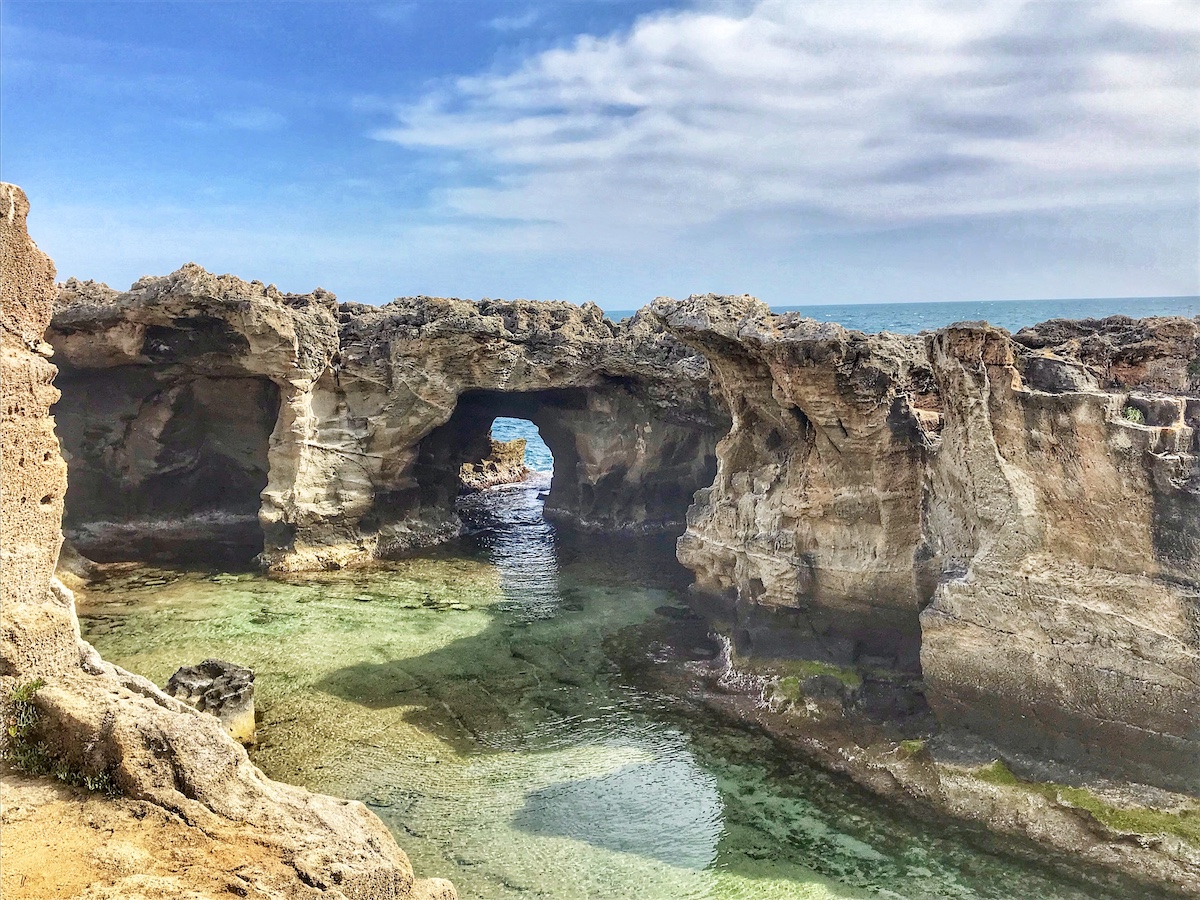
left=449, top=603, right=471, bottom=611
left=353, top=595, right=374, bottom=603
left=165, top=659, right=256, bottom=746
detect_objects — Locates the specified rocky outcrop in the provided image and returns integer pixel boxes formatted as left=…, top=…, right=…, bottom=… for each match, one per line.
left=655, top=296, right=1199, bottom=796
left=459, top=437, right=531, bottom=490
left=166, top=659, right=256, bottom=745
left=1, top=183, right=454, bottom=899
left=654, top=295, right=940, bottom=672
left=35, top=211, right=1199, bottom=817
left=49, top=282, right=729, bottom=571
left=920, top=322, right=1200, bottom=794
left=51, top=268, right=339, bottom=565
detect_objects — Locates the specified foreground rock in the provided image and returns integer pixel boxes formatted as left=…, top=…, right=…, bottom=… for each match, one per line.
left=0, top=182, right=455, bottom=900
left=166, top=659, right=256, bottom=746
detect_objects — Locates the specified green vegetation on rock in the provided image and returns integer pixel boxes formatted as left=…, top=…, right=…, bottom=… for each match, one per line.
left=2, top=678, right=116, bottom=795
left=1121, top=405, right=1145, bottom=424
left=973, top=760, right=1199, bottom=847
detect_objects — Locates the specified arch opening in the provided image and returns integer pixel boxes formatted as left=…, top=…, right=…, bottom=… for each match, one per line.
left=458, top=416, right=553, bottom=495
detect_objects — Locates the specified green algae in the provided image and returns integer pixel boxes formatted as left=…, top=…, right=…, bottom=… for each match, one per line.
left=77, top=492, right=1163, bottom=900
left=973, top=760, right=1200, bottom=847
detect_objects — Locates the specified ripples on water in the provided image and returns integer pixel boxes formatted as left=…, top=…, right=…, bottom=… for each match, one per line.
left=79, top=482, right=1161, bottom=900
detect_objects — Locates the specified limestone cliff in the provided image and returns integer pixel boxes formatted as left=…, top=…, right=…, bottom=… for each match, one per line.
left=39, top=243, right=1200, bottom=807
left=49, top=281, right=728, bottom=571
left=1, top=184, right=455, bottom=900
left=921, top=321, right=1199, bottom=794
left=656, top=296, right=1199, bottom=796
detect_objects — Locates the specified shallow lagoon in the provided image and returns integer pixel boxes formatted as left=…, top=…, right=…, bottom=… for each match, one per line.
left=80, top=483, right=1151, bottom=900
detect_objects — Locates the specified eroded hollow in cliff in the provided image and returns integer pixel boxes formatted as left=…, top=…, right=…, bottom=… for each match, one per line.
left=403, top=386, right=718, bottom=541
left=53, top=367, right=281, bottom=566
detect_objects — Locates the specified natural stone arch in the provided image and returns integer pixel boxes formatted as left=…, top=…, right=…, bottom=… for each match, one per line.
left=404, top=386, right=718, bottom=542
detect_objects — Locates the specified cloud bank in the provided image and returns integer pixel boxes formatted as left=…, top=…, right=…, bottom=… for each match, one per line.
left=376, top=0, right=1199, bottom=247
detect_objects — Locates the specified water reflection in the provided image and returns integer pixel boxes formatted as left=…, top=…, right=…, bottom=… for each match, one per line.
left=76, top=482, right=1167, bottom=900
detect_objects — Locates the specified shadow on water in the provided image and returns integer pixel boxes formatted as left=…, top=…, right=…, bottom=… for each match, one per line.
left=308, top=480, right=1159, bottom=900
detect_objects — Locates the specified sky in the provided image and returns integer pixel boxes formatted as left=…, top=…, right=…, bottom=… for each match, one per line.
left=2, top=0, right=1198, bottom=310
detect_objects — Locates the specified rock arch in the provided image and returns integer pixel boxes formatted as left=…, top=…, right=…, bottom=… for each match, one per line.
left=48, top=273, right=729, bottom=571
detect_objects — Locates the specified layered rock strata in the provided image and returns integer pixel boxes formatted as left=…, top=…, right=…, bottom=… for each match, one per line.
left=1, top=183, right=454, bottom=899
left=49, top=282, right=728, bottom=570
left=655, top=296, right=1199, bottom=796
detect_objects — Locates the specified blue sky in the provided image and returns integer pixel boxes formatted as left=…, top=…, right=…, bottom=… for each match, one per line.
left=2, top=0, right=1197, bottom=310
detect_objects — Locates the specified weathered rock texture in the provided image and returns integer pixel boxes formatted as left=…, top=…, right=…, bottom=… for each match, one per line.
left=459, top=437, right=531, bottom=491
left=166, top=659, right=257, bottom=746
left=39, top=240, right=1200, bottom=798
left=656, top=296, right=1199, bottom=796
left=920, top=321, right=1200, bottom=794
left=654, top=295, right=941, bottom=673
left=1, top=183, right=454, bottom=899
left=50, top=285, right=728, bottom=571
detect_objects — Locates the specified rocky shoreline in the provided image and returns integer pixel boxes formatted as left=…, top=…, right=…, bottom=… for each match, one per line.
left=2, top=183, right=457, bottom=900
left=3, top=179, right=1198, bottom=896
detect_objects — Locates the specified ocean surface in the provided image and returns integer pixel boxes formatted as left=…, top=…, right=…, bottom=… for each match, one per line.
left=606, top=296, right=1199, bottom=334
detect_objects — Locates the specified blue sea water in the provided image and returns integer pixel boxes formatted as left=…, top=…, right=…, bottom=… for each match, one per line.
left=491, top=415, right=555, bottom=472
left=607, top=296, right=1199, bottom=335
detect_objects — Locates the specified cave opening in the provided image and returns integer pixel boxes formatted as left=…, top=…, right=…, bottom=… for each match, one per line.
left=458, top=416, right=554, bottom=495
left=52, top=369, right=281, bottom=567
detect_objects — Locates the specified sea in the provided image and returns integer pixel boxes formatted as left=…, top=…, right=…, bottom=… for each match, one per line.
left=605, top=295, right=1199, bottom=335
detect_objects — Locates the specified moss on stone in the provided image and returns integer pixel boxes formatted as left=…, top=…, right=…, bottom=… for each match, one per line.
left=972, top=760, right=1199, bottom=847
left=898, top=739, right=926, bottom=757
left=781, top=659, right=863, bottom=689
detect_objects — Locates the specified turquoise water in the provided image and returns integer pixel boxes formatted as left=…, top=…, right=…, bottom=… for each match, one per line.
left=76, top=483, right=1162, bottom=900
left=606, top=296, right=1199, bottom=333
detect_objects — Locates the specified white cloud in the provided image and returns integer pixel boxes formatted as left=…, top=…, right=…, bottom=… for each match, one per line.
left=374, top=0, right=1200, bottom=248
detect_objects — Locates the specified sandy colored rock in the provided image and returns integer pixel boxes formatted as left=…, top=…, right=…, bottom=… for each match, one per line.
left=49, top=279, right=728, bottom=571
left=1, top=183, right=454, bottom=899
left=459, top=437, right=531, bottom=490
left=655, top=294, right=1199, bottom=795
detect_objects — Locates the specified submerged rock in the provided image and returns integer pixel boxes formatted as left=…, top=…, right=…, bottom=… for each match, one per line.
left=165, top=659, right=256, bottom=745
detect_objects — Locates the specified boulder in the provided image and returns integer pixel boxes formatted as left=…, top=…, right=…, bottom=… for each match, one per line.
left=165, top=659, right=256, bottom=745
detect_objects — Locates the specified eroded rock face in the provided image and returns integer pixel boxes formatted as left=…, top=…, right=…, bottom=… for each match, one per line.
left=166, top=659, right=256, bottom=745
left=655, top=295, right=1199, bottom=794
left=1, top=184, right=454, bottom=899
left=51, top=269, right=338, bottom=566
left=40, top=253, right=1200, bottom=798
left=459, top=438, right=531, bottom=491
left=920, top=323, right=1200, bottom=793
left=50, top=284, right=729, bottom=571
left=654, top=295, right=941, bottom=672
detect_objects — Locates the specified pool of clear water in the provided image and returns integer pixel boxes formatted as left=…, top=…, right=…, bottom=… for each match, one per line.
left=79, top=483, right=1158, bottom=900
